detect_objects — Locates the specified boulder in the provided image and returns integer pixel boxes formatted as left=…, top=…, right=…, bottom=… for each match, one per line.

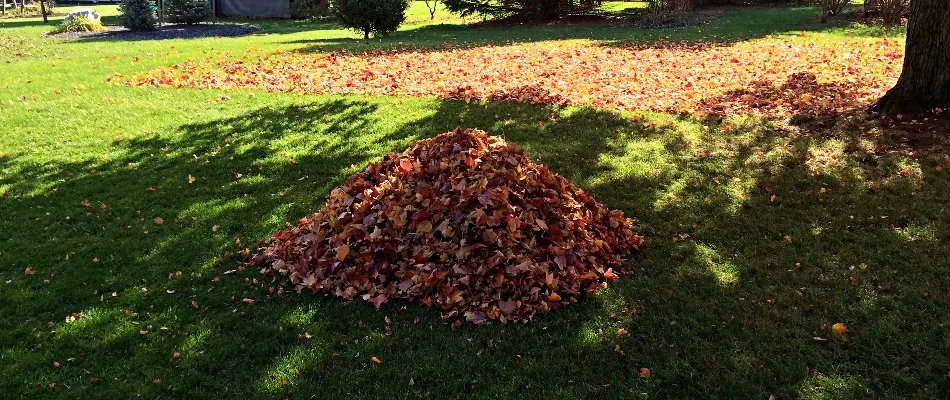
left=63, top=8, right=102, bottom=24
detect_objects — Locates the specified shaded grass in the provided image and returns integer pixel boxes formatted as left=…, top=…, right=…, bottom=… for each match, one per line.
left=1, top=3, right=946, bottom=400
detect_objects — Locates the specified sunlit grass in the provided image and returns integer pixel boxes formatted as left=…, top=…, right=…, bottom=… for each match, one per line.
left=0, top=3, right=944, bottom=400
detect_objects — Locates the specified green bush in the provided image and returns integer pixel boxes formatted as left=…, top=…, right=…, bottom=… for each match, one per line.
left=120, top=0, right=157, bottom=31
left=290, top=0, right=331, bottom=20
left=165, top=0, right=210, bottom=25
left=331, top=0, right=409, bottom=39
left=49, top=15, right=105, bottom=34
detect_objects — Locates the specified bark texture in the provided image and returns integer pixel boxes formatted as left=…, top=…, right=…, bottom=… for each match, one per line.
left=873, top=0, right=950, bottom=114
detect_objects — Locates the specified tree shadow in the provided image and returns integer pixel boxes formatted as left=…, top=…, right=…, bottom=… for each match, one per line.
left=0, top=18, right=56, bottom=29
left=66, top=23, right=259, bottom=42
left=0, top=97, right=428, bottom=397
left=699, top=72, right=877, bottom=116
left=285, top=5, right=900, bottom=55
left=1, top=94, right=946, bottom=398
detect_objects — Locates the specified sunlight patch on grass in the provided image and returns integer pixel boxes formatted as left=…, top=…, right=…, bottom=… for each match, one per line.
left=257, top=346, right=324, bottom=394
left=693, top=244, right=739, bottom=286
left=805, top=138, right=850, bottom=177
left=893, top=222, right=938, bottom=243
left=55, top=307, right=136, bottom=344
left=574, top=287, right=632, bottom=346
left=178, top=325, right=212, bottom=367
left=797, top=371, right=868, bottom=400
left=283, top=306, right=319, bottom=328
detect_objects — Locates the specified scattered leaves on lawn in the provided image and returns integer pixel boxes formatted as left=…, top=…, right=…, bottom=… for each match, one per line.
left=252, top=129, right=641, bottom=324
left=137, top=38, right=901, bottom=116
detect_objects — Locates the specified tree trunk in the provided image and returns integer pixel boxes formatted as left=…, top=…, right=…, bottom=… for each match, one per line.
left=40, top=0, right=47, bottom=23
left=873, top=0, right=950, bottom=115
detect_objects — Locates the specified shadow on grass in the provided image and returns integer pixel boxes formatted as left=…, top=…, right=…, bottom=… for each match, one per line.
left=1, top=95, right=946, bottom=398
left=0, top=18, right=56, bottom=29
left=286, top=5, right=902, bottom=55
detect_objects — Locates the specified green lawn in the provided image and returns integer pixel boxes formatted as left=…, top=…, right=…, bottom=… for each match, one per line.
left=1, top=3, right=947, bottom=399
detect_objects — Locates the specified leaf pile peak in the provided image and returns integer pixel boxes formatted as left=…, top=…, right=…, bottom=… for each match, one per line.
left=253, top=128, right=641, bottom=323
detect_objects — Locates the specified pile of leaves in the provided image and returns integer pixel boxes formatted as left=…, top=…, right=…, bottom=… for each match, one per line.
left=136, top=37, right=903, bottom=116
left=251, top=129, right=642, bottom=323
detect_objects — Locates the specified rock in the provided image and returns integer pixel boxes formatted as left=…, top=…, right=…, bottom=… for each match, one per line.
left=63, top=8, right=102, bottom=25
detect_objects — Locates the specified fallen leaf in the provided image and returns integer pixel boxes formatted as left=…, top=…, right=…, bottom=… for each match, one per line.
left=832, top=322, right=849, bottom=335
left=153, top=217, right=164, bottom=225
left=370, top=356, right=381, bottom=364
left=188, top=174, right=196, bottom=184
left=369, top=294, right=387, bottom=310
left=639, top=368, right=651, bottom=378
left=336, top=245, right=350, bottom=261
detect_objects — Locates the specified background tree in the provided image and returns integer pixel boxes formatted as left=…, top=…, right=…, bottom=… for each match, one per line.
left=873, top=0, right=949, bottom=114
left=423, top=0, right=439, bottom=20
left=120, top=0, right=157, bottom=31
left=290, top=0, right=331, bottom=20
left=331, top=0, right=409, bottom=40
left=164, top=0, right=210, bottom=25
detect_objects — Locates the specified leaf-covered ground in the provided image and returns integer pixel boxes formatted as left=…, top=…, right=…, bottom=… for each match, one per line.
left=136, top=37, right=903, bottom=116
left=2, top=3, right=948, bottom=400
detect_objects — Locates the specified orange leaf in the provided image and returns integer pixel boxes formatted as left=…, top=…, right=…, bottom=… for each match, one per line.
left=832, top=322, right=848, bottom=335
left=336, top=245, right=350, bottom=261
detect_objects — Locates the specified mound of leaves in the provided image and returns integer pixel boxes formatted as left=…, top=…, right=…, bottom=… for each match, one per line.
left=252, top=128, right=642, bottom=324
